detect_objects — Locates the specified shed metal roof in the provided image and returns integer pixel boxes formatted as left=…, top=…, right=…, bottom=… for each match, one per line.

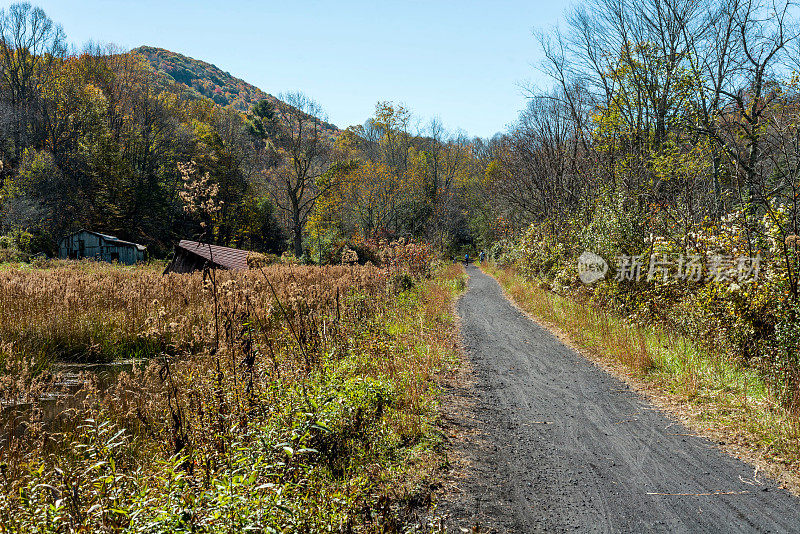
left=63, top=229, right=146, bottom=251
left=176, top=240, right=249, bottom=271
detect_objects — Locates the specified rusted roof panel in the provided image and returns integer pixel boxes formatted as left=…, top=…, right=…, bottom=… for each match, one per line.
left=176, top=240, right=249, bottom=270
left=64, top=229, right=146, bottom=251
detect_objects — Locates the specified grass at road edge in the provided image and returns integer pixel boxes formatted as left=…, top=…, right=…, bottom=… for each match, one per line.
left=483, top=264, right=800, bottom=494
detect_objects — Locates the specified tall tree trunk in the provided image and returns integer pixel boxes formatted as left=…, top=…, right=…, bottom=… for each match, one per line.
left=290, top=194, right=303, bottom=258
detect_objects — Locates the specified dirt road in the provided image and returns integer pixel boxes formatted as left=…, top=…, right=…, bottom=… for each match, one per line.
left=441, top=264, right=799, bottom=533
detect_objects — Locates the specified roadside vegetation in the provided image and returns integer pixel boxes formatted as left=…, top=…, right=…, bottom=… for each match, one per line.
left=0, top=247, right=465, bottom=532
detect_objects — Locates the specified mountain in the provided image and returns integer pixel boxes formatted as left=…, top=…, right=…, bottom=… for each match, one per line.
left=133, top=46, right=341, bottom=136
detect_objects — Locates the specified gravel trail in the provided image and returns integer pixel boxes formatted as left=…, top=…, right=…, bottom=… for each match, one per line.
left=441, top=264, right=799, bottom=533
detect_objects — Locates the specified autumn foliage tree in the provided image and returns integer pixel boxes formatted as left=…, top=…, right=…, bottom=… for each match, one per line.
left=266, top=91, right=336, bottom=258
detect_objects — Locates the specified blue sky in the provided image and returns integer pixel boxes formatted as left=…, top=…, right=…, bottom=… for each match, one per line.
left=28, top=0, right=571, bottom=138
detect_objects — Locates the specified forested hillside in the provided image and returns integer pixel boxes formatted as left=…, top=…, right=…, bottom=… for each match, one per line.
left=134, top=45, right=341, bottom=138
left=134, top=45, right=278, bottom=112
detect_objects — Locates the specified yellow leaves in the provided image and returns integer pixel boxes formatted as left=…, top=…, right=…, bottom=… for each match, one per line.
left=334, top=126, right=362, bottom=156
left=373, top=101, right=411, bottom=134
left=308, top=154, right=425, bottom=240
left=307, top=189, right=344, bottom=243
left=483, top=160, right=503, bottom=186
left=371, top=101, right=412, bottom=153
left=649, top=138, right=712, bottom=183
left=591, top=104, right=627, bottom=152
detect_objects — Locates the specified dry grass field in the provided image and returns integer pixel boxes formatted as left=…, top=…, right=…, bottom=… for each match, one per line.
left=0, top=258, right=465, bottom=532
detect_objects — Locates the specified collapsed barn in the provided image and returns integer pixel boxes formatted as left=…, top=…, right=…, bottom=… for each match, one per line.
left=163, top=240, right=250, bottom=274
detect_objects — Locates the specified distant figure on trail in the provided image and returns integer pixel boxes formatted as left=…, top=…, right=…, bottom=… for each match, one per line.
left=464, top=253, right=469, bottom=264
left=480, top=251, right=486, bottom=263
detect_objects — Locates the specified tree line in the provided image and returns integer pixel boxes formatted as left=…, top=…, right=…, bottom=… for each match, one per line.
left=0, top=3, right=490, bottom=261
left=483, top=0, right=800, bottom=261
left=10, top=0, right=794, bottom=276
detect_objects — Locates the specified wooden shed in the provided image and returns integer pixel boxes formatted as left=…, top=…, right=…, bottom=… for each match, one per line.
left=163, top=240, right=250, bottom=274
left=59, top=230, right=146, bottom=265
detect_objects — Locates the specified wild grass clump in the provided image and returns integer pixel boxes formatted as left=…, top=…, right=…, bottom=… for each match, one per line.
left=0, top=260, right=465, bottom=532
